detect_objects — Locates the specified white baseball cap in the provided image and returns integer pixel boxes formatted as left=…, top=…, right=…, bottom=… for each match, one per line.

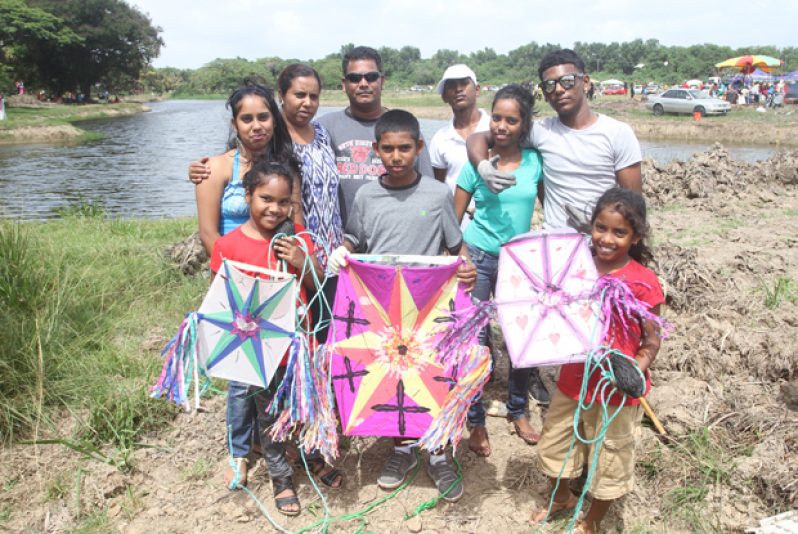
left=436, top=64, right=478, bottom=94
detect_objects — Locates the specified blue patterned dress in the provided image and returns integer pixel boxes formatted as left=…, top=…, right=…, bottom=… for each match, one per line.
left=294, top=121, right=343, bottom=266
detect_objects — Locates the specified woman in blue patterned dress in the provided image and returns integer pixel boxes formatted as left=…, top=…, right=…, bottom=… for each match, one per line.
left=276, top=65, right=343, bottom=347
left=276, top=64, right=343, bottom=268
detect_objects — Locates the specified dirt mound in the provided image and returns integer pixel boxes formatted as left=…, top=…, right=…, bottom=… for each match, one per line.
left=164, top=232, right=209, bottom=276
left=643, top=143, right=798, bottom=208
left=650, top=243, right=715, bottom=312
left=0, top=124, right=84, bottom=144
left=4, top=94, right=45, bottom=107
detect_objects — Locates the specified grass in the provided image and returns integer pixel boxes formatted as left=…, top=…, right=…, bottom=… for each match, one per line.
left=120, top=486, right=144, bottom=521
left=170, top=92, right=228, bottom=100
left=646, top=426, right=748, bottom=531
left=180, top=458, right=213, bottom=482
left=44, top=471, right=70, bottom=501
left=0, top=505, right=10, bottom=525
left=0, top=199, right=207, bottom=470
left=761, top=276, right=798, bottom=309
left=66, top=511, right=111, bottom=534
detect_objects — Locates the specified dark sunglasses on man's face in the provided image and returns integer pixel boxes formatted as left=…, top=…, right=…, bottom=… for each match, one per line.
left=542, top=73, right=584, bottom=94
left=345, top=71, right=381, bottom=83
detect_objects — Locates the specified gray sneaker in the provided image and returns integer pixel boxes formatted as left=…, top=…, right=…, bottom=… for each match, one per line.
left=427, top=460, right=464, bottom=503
left=377, top=449, right=417, bottom=490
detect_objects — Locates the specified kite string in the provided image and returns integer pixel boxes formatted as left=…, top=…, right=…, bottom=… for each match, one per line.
left=294, top=449, right=425, bottom=534
left=226, top=426, right=294, bottom=534
left=539, top=281, right=648, bottom=533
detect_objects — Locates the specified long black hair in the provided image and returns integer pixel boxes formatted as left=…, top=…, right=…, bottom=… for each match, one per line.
left=226, top=77, right=300, bottom=177
left=591, top=188, right=653, bottom=266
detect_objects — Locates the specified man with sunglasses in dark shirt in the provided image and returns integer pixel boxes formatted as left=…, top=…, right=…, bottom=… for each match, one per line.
left=318, top=45, right=433, bottom=227
left=466, top=49, right=641, bottom=232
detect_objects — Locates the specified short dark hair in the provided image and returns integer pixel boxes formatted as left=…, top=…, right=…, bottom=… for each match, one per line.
left=277, top=63, right=321, bottom=96
left=374, top=109, right=420, bottom=142
left=342, top=46, right=383, bottom=75
left=538, top=49, right=586, bottom=80
left=242, top=160, right=295, bottom=195
left=492, top=84, right=536, bottom=141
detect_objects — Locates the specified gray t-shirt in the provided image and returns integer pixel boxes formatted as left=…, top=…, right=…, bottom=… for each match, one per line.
left=317, top=108, right=433, bottom=227
left=344, top=174, right=462, bottom=256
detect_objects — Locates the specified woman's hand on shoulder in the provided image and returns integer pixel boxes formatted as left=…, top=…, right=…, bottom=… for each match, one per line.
left=188, top=156, right=211, bottom=185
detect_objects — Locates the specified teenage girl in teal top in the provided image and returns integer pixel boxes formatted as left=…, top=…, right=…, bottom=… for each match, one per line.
left=454, top=84, right=543, bottom=458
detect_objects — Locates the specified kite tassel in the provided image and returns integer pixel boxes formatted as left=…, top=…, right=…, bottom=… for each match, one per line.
left=268, top=339, right=340, bottom=463
left=594, top=276, right=673, bottom=343
left=434, top=300, right=496, bottom=368
left=150, top=312, right=201, bottom=411
left=417, top=345, right=492, bottom=452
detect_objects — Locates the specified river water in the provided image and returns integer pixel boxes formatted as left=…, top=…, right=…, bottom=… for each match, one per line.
left=0, top=100, right=778, bottom=220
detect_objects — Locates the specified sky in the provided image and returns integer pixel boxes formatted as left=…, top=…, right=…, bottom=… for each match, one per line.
left=130, top=0, right=796, bottom=70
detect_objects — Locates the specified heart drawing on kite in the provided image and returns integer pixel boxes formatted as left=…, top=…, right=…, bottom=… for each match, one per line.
left=495, top=230, right=604, bottom=368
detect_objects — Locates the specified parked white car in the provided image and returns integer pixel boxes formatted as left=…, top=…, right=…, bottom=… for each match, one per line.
left=645, top=89, right=731, bottom=116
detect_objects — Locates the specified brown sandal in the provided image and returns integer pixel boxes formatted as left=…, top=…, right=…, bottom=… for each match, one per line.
left=511, top=417, right=540, bottom=445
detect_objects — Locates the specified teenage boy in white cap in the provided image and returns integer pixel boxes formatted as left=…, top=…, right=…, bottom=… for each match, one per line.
left=428, top=64, right=490, bottom=219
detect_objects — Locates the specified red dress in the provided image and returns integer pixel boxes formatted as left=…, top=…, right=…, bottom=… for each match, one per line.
left=556, top=259, right=664, bottom=406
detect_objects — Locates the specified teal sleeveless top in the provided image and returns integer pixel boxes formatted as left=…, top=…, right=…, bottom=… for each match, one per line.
left=219, top=150, right=249, bottom=235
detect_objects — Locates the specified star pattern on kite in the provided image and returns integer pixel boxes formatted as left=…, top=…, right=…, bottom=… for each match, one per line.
left=333, top=265, right=458, bottom=436
left=199, top=262, right=294, bottom=387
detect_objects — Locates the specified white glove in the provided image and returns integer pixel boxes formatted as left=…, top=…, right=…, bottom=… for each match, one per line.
left=478, top=155, right=516, bottom=194
left=327, top=246, right=349, bottom=275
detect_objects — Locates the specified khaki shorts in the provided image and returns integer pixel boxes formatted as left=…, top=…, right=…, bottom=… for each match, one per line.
left=537, top=389, right=643, bottom=500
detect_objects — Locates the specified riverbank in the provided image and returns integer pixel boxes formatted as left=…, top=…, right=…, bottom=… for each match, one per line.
left=0, top=146, right=796, bottom=532
left=320, top=91, right=798, bottom=147
left=0, top=101, right=150, bottom=144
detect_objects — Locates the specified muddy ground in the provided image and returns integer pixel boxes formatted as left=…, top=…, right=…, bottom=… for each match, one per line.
left=1, top=144, right=797, bottom=533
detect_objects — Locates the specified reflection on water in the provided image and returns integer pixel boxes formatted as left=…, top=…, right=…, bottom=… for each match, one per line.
left=0, top=100, right=778, bottom=220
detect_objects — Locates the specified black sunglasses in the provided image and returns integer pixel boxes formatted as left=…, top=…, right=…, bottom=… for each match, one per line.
left=541, top=73, right=584, bottom=94
left=345, top=71, right=382, bottom=83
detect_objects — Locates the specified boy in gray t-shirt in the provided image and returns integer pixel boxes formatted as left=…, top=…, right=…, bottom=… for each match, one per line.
left=328, top=110, right=476, bottom=503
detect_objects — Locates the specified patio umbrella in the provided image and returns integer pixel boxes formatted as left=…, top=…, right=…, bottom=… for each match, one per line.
left=715, top=55, right=783, bottom=74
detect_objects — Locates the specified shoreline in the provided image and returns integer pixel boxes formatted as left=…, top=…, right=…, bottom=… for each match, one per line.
left=0, top=102, right=151, bottom=145
left=1, top=94, right=796, bottom=147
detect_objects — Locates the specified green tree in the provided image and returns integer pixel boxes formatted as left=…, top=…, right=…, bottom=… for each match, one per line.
left=0, top=0, right=80, bottom=89
left=312, top=55, right=343, bottom=89
left=431, top=48, right=461, bottom=70
left=23, top=0, right=162, bottom=98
